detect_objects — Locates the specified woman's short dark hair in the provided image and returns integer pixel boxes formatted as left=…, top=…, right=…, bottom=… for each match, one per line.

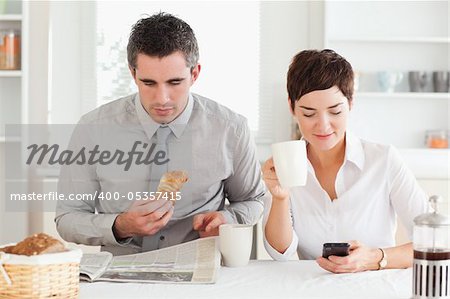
left=127, top=12, right=199, bottom=70
left=287, top=49, right=354, bottom=111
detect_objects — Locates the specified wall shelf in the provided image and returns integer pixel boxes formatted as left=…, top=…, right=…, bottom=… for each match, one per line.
left=355, top=92, right=450, bottom=100
left=399, top=148, right=449, bottom=179
left=0, top=136, right=21, bottom=143
left=328, top=37, right=450, bottom=44
left=0, top=70, right=21, bottom=77
left=0, top=14, right=22, bottom=21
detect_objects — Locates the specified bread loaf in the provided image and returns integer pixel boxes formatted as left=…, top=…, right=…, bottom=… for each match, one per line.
left=0, top=233, right=65, bottom=256
left=0, top=245, right=15, bottom=254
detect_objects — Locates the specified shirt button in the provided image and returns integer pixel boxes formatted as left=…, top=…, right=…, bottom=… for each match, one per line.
left=160, top=235, right=165, bottom=241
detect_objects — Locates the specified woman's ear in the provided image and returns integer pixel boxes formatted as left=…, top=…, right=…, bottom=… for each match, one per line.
left=288, top=98, right=295, bottom=115
left=348, top=99, right=353, bottom=111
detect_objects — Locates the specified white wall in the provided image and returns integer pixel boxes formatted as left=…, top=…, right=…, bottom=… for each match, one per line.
left=48, top=1, right=97, bottom=124
left=257, top=1, right=324, bottom=161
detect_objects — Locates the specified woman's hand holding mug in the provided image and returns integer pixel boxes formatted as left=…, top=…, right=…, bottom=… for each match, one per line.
left=263, top=139, right=308, bottom=200
left=262, top=158, right=290, bottom=200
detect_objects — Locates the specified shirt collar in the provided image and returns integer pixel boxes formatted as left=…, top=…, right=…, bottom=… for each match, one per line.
left=134, top=93, right=193, bottom=139
left=305, top=131, right=365, bottom=173
left=344, top=131, right=365, bottom=170
left=168, top=93, right=193, bottom=138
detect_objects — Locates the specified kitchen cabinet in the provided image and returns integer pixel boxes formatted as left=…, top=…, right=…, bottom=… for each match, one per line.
left=0, top=11, right=26, bottom=138
left=0, top=0, right=28, bottom=244
left=324, top=1, right=449, bottom=152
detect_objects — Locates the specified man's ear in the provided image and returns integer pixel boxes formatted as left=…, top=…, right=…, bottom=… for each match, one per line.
left=190, top=64, right=201, bottom=85
left=129, top=65, right=136, bottom=81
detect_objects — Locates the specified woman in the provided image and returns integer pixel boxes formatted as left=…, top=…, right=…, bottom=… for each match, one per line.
left=262, top=49, right=429, bottom=273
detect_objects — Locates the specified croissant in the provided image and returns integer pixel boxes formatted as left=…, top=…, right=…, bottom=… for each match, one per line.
left=157, top=171, right=188, bottom=203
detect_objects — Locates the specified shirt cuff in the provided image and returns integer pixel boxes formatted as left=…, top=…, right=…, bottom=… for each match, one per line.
left=104, top=214, right=133, bottom=246
left=219, top=209, right=237, bottom=224
left=263, top=231, right=299, bottom=261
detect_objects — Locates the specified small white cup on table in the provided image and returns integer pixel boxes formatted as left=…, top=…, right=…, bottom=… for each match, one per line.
left=219, top=224, right=253, bottom=267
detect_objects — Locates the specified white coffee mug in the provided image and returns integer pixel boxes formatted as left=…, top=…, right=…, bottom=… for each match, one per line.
left=219, top=224, right=253, bottom=267
left=271, top=140, right=307, bottom=188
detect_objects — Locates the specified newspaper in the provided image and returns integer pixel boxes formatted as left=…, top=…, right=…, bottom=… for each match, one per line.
left=80, top=236, right=220, bottom=284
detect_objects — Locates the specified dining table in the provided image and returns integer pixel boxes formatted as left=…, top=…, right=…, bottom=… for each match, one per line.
left=80, top=260, right=413, bottom=298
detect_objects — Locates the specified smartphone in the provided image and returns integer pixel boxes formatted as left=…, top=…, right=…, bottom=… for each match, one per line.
left=322, top=243, right=350, bottom=258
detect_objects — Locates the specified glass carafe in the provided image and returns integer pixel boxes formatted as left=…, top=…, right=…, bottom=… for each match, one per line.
left=413, top=195, right=450, bottom=299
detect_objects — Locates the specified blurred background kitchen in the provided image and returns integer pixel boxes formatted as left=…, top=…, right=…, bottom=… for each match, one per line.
left=0, top=1, right=448, bottom=258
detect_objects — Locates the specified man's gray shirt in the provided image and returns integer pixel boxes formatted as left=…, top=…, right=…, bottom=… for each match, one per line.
left=55, top=93, right=265, bottom=255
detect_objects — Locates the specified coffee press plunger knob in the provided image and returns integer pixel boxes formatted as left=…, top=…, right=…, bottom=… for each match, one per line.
left=429, top=195, right=443, bottom=214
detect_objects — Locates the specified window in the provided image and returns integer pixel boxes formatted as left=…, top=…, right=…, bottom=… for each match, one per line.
left=95, top=1, right=262, bottom=135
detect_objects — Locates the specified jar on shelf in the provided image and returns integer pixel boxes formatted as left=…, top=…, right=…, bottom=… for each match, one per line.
left=425, top=130, right=448, bottom=149
left=0, top=30, right=21, bottom=70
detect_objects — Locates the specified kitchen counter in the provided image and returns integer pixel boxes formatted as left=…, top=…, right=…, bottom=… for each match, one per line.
left=398, top=148, right=449, bottom=179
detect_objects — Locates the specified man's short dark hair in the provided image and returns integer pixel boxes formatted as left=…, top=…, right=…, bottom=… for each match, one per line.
left=287, top=49, right=354, bottom=111
left=127, top=12, right=199, bottom=70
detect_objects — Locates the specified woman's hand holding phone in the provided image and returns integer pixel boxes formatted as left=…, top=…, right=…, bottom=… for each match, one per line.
left=316, top=240, right=383, bottom=273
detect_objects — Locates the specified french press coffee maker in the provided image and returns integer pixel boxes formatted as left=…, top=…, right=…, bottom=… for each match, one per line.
left=413, top=195, right=449, bottom=299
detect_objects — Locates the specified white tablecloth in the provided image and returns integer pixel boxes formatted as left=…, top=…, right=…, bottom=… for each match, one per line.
left=80, top=260, right=412, bottom=299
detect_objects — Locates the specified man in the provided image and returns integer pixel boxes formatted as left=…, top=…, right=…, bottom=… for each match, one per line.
left=55, top=12, right=265, bottom=255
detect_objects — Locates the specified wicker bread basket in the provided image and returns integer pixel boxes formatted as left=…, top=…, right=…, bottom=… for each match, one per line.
left=0, top=247, right=82, bottom=299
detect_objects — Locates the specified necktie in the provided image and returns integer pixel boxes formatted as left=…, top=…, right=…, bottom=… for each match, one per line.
left=149, top=125, right=171, bottom=193
left=142, top=125, right=171, bottom=251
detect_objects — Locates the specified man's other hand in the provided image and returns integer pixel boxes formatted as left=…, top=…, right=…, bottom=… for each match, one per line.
left=193, top=211, right=227, bottom=238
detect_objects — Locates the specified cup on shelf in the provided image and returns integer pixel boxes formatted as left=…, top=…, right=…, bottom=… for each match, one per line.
left=377, top=71, right=403, bottom=93
left=432, top=71, right=450, bottom=93
left=425, top=130, right=448, bottom=149
left=408, top=71, right=428, bottom=92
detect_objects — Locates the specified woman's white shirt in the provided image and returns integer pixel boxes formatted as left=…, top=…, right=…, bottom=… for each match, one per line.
left=263, top=132, right=429, bottom=261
